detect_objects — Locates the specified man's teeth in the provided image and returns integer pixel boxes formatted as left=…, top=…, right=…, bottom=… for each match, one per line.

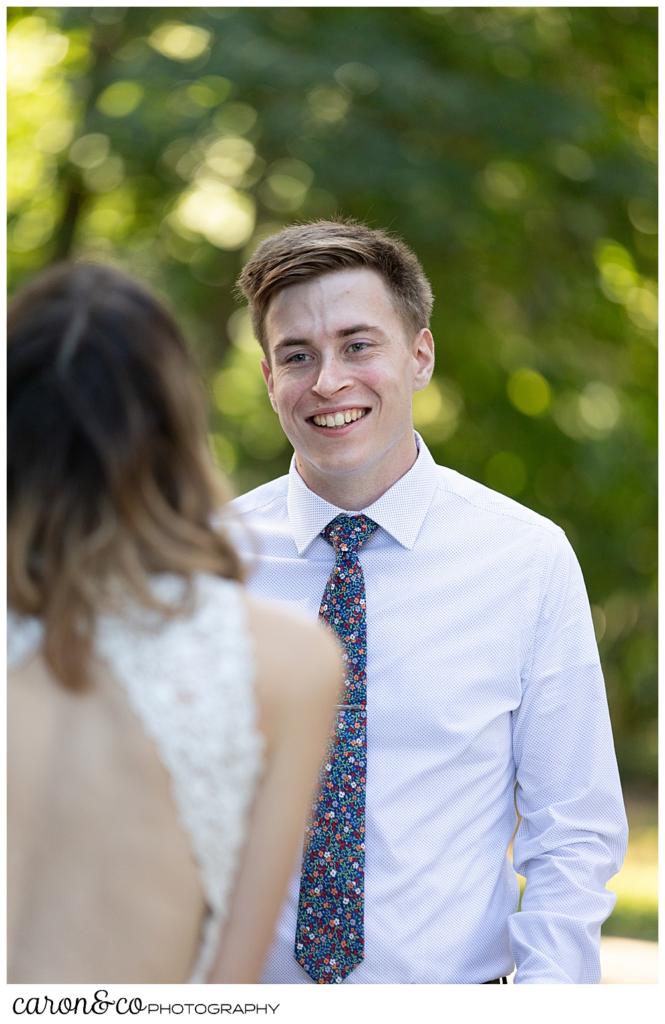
left=312, top=409, right=367, bottom=428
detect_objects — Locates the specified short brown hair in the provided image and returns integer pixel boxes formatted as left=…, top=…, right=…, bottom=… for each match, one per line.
left=8, top=262, right=243, bottom=690
left=237, top=219, right=434, bottom=349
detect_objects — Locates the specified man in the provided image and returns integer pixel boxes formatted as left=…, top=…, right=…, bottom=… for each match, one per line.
left=231, top=219, right=628, bottom=984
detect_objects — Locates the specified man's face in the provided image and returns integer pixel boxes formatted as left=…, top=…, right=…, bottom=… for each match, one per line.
left=261, top=267, right=434, bottom=504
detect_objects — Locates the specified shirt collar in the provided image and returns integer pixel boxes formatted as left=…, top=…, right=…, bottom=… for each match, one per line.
left=286, top=432, right=440, bottom=554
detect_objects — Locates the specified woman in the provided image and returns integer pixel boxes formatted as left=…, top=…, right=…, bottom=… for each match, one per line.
left=7, top=262, right=342, bottom=984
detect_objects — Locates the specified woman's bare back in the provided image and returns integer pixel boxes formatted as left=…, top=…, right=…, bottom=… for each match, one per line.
left=7, top=577, right=341, bottom=985
left=8, top=653, right=204, bottom=983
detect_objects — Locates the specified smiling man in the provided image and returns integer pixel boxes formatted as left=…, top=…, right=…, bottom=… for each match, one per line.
left=232, top=219, right=627, bottom=984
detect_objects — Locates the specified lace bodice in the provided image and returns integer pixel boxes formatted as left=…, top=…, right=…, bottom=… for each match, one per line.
left=8, top=574, right=264, bottom=983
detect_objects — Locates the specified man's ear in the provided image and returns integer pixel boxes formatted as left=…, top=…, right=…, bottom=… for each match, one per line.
left=412, top=329, right=435, bottom=392
left=261, top=358, right=278, bottom=413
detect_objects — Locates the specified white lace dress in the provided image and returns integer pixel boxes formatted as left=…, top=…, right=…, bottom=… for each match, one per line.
left=8, top=573, right=264, bottom=983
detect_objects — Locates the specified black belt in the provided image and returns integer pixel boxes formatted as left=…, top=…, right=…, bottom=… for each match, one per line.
left=483, top=977, right=508, bottom=984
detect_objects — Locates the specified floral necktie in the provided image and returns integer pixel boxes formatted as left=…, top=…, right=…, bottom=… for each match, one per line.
left=294, top=514, right=378, bottom=983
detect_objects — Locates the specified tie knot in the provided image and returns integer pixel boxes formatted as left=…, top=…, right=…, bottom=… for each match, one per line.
left=322, top=514, right=378, bottom=555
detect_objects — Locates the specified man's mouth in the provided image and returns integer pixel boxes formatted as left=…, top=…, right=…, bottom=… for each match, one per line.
left=308, top=407, right=370, bottom=430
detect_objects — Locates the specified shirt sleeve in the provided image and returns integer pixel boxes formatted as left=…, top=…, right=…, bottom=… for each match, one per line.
left=508, top=530, right=629, bottom=984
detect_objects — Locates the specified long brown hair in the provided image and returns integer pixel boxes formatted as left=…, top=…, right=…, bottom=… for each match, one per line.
left=8, top=262, right=243, bottom=689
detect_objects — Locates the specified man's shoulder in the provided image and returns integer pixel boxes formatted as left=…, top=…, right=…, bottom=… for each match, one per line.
left=230, top=474, right=289, bottom=518
left=432, top=462, right=564, bottom=540
left=226, top=475, right=292, bottom=562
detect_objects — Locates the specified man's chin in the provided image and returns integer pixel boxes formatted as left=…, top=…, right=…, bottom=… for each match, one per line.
left=296, top=452, right=369, bottom=481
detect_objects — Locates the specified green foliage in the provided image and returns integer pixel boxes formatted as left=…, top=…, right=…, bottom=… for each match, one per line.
left=8, top=7, right=657, bottom=782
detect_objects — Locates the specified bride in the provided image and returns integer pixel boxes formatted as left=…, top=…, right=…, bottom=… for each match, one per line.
left=7, top=262, right=342, bottom=984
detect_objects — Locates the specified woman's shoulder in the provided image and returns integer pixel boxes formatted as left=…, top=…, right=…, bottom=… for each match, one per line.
left=245, top=597, right=342, bottom=713
left=245, top=596, right=338, bottom=662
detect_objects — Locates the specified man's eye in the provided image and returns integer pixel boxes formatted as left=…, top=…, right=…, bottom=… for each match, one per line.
left=285, top=352, right=310, bottom=364
left=348, top=341, right=370, bottom=353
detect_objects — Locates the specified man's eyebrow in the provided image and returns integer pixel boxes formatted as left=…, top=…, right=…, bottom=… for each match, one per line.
left=338, top=323, right=383, bottom=337
left=273, top=324, right=385, bottom=353
left=273, top=337, right=310, bottom=352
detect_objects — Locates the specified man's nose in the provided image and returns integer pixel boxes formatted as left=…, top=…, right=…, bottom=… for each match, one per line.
left=312, top=357, right=352, bottom=397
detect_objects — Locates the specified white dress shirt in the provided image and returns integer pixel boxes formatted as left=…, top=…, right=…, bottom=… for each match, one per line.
left=230, top=434, right=628, bottom=984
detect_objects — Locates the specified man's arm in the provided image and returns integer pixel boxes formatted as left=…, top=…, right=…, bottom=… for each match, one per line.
left=509, top=531, right=629, bottom=983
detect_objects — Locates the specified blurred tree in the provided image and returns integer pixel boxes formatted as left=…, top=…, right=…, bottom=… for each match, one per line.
left=7, top=6, right=657, bottom=782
